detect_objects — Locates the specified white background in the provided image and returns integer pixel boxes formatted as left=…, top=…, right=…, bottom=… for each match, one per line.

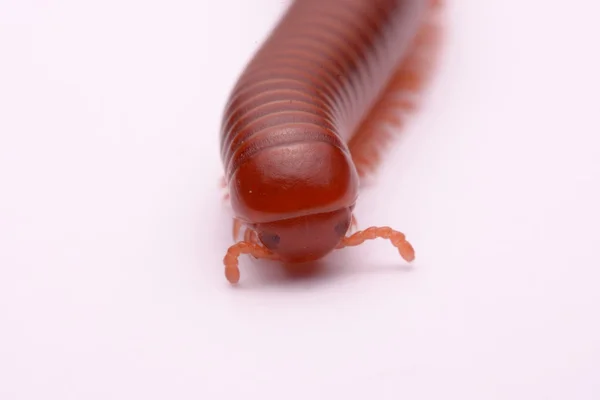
left=1, top=0, right=599, bottom=399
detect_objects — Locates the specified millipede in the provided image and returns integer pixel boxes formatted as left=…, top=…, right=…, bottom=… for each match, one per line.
left=219, top=0, right=443, bottom=284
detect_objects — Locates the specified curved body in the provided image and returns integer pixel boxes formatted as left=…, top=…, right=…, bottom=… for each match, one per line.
left=219, top=0, right=439, bottom=282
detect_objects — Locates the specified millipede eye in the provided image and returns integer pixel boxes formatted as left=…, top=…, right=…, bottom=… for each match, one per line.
left=334, top=219, right=350, bottom=237
left=260, top=232, right=281, bottom=249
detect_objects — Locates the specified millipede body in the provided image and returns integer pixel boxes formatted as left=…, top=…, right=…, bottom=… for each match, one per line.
left=219, top=0, right=441, bottom=283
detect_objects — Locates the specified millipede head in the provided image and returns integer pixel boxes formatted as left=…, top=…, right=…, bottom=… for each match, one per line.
left=251, top=207, right=354, bottom=264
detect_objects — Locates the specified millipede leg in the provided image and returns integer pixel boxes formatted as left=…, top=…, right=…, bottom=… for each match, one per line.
left=243, top=227, right=259, bottom=244
left=336, top=226, right=415, bottom=263
left=232, top=218, right=243, bottom=241
left=243, top=228, right=263, bottom=259
left=349, top=214, right=359, bottom=234
left=220, top=176, right=230, bottom=203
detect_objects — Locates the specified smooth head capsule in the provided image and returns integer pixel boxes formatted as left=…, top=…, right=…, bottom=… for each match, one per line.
left=228, top=140, right=359, bottom=261
left=254, top=207, right=353, bottom=263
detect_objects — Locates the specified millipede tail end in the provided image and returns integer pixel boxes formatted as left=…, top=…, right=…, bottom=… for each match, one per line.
left=336, top=226, right=415, bottom=263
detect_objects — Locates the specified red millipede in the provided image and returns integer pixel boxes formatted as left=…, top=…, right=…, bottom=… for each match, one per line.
left=219, top=0, right=442, bottom=284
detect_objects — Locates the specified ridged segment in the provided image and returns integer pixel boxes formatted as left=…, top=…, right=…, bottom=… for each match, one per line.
left=220, top=0, right=427, bottom=177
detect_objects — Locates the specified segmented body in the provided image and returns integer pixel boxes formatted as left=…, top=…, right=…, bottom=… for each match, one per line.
left=219, top=0, right=442, bottom=284
left=222, top=0, right=427, bottom=174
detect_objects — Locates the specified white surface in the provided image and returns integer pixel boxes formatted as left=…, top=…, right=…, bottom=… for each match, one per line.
left=1, top=0, right=599, bottom=399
